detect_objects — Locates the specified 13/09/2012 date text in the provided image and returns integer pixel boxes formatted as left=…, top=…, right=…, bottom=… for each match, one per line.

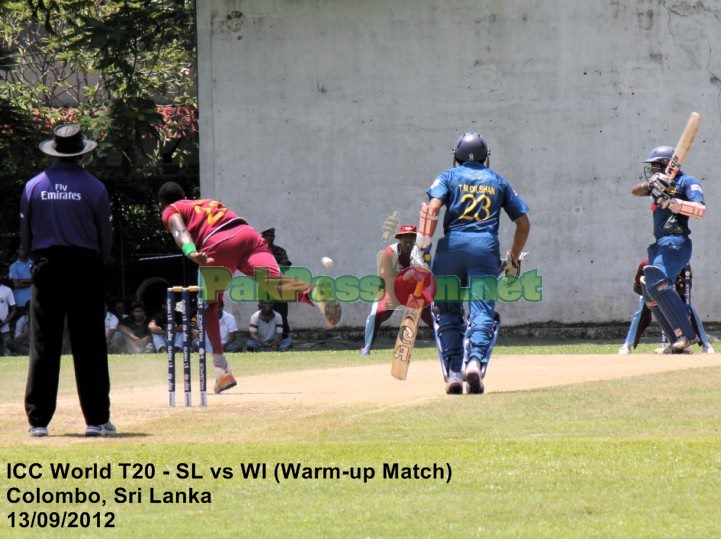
left=8, top=511, right=115, bottom=529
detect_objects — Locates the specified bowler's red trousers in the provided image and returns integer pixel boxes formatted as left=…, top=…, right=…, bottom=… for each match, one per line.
left=201, top=224, right=312, bottom=353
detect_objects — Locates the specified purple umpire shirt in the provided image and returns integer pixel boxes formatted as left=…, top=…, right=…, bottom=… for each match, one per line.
left=20, top=161, right=113, bottom=260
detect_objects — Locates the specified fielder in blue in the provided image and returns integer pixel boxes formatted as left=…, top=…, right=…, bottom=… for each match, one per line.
left=416, top=132, right=530, bottom=394
left=631, top=146, right=706, bottom=351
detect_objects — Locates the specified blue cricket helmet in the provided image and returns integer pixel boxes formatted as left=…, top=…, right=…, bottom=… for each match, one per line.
left=453, top=132, right=488, bottom=164
left=644, top=146, right=674, bottom=164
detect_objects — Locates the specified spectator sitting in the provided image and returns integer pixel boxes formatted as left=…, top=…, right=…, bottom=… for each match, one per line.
left=246, top=302, right=293, bottom=352
left=111, top=301, right=127, bottom=321
left=148, top=301, right=184, bottom=353
left=0, top=280, right=17, bottom=356
left=105, top=303, right=124, bottom=353
left=260, top=227, right=293, bottom=338
left=116, top=301, right=153, bottom=354
left=12, top=301, right=30, bottom=356
left=8, top=247, right=32, bottom=308
left=208, top=300, right=244, bottom=353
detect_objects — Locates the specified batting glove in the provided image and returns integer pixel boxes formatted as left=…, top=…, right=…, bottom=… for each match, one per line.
left=499, top=251, right=529, bottom=281
left=416, top=233, right=432, bottom=250
left=655, top=195, right=672, bottom=209
left=649, top=172, right=672, bottom=197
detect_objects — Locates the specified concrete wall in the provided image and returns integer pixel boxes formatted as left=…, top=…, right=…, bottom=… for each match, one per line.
left=196, top=0, right=721, bottom=329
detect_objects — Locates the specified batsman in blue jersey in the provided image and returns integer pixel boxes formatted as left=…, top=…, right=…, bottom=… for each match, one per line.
left=631, top=145, right=706, bottom=351
left=417, top=132, right=530, bottom=394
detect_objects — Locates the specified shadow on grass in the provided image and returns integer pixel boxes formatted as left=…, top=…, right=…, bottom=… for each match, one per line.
left=58, top=433, right=152, bottom=439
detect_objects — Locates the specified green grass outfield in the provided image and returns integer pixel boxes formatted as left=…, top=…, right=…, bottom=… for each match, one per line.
left=1, top=341, right=721, bottom=537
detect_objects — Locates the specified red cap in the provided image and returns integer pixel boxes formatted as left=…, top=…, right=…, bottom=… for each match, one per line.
left=395, top=224, right=417, bottom=238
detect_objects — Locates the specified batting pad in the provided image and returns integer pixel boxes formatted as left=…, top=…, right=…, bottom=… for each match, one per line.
left=433, top=304, right=465, bottom=374
left=643, top=265, right=696, bottom=341
left=431, top=310, right=448, bottom=382
left=641, top=284, right=677, bottom=344
left=484, top=311, right=501, bottom=362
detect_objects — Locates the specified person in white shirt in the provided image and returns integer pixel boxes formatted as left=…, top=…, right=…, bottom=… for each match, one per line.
left=0, top=283, right=17, bottom=356
left=360, top=225, right=433, bottom=355
left=13, top=301, right=30, bottom=356
left=215, top=300, right=243, bottom=352
left=191, top=300, right=244, bottom=353
left=246, top=302, right=293, bottom=352
left=104, top=303, right=123, bottom=353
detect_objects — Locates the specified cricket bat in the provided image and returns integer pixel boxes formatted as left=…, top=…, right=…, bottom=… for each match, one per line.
left=660, top=112, right=705, bottom=219
left=665, top=112, right=700, bottom=181
left=391, top=277, right=426, bottom=381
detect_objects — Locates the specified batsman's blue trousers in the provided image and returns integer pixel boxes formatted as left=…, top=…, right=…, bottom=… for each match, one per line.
left=431, top=232, right=499, bottom=362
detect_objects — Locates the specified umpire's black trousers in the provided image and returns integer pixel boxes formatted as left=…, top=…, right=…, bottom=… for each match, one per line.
left=25, top=247, right=110, bottom=428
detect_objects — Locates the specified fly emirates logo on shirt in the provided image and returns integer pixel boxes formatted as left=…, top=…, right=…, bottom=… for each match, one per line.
left=41, top=183, right=82, bottom=201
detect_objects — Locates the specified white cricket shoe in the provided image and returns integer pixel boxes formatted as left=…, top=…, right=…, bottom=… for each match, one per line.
left=28, top=426, right=48, bottom=437
left=85, top=421, right=117, bottom=437
left=464, top=357, right=484, bottom=394
left=618, top=344, right=630, bottom=355
left=445, top=372, right=463, bottom=395
left=703, top=344, right=715, bottom=354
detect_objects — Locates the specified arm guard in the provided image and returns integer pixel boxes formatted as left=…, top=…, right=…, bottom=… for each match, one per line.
left=669, top=199, right=705, bottom=219
left=416, top=203, right=439, bottom=249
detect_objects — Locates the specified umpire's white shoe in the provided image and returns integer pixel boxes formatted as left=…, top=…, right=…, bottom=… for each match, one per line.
left=465, top=358, right=485, bottom=394
left=445, top=372, right=463, bottom=395
left=28, top=426, right=48, bottom=437
left=85, top=421, right=117, bottom=437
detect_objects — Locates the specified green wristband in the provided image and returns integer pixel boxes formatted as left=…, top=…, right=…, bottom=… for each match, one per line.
left=182, top=242, right=197, bottom=256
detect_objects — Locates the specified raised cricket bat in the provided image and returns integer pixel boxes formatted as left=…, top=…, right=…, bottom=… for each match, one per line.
left=665, top=112, right=700, bottom=181
left=391, top=277, right=426, bottom=381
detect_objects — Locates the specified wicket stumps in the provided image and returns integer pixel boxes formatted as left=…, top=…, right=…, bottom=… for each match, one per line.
left=167, top=286, right=207, bottom=407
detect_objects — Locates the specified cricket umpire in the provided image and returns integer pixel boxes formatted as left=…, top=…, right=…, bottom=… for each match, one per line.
left=21, top=124, right=116, bottom=437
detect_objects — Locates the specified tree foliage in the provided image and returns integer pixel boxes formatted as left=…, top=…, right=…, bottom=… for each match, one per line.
left=0, top=0, right=200, bottom=296
left=0, top=0, right=198, bottom=174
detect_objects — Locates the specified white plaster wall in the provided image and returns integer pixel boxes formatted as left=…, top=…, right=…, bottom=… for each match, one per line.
left=197, top=0, right=721, bottom=328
